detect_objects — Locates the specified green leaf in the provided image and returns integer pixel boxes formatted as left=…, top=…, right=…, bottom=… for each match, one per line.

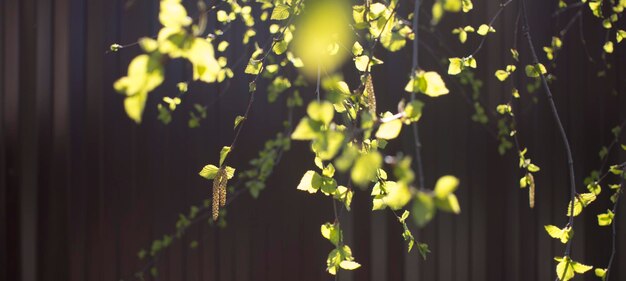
left=412, top=191, right=435, bottom=227
left=322, top=163, right=336, bottom=178
left=433, top=175, right=459, bottom=199
left=495, top=70, right=510, bottom=81
left=417, top=242, right=430, bottom=260
left=404, top=100, right=424, bottom=122
left=224, top=166, right=235, bottom=179
left=199, top=164, right=219, bottom=179
left=567, top=193, right=597, bottom=217
left=477, top=24, right=495, bottom=36
left=435, top=193, right=461, bottom=214
left=380, top=30, right=408, bottom=52
left=617, top=30, right=626, bottom=43
left=376, top=118, right=403, bottom=140
left=597, top=209, right=614, bottom=226
left=525, top=63, right=547, bottom=78
left=270, top=4, right=290, bottom=20
left=244, top=59, right=263, bottom=75
left=595, top=268, right=607, bottom=280
left=321, top=222, right=341, bottom=246
left=234, top=115, right=245, bottom=129
left=219, top=146, right=231, bottom=166
left=421, top=71, right=449, bottom=97
left=187, top=38, right=221, bottom=83
left=571, top=261, right=592, bottom=274
left=159, top=0, right=192, bottom=29
left=603, top=41, right=614, bottom=54
left=217, top=41, right=229, bottom=52
left=544, top=225, right=573, bottom=244
left=527, top=163, right=540, bottom=172
left=371, top=181, right=411, bottom=210
left=462, top=0, right=473, bottom=12
left=312, top=130, right=345, bottom=160
left=399, top=210, right=410, bottom=222
left=334, top=185, right=354, bottom=211
left=297, top=170, right=323, bottom=193
left=355, top=55, right=370, bottom=72
left=402, top=227, right=415, bottom=252
left=291, top=118, right=321, bottom=140
left=555, top=257, right=575, bottom=281
left=352, top=41, right=364, bottom=56
left=339, top=260, right=361, bottom=270
left=448, top=58, right=463, bottom=75
left=114, top=54, right=165, bottom=123
left=587, top=182, right=601, bottom=195
left=351, top=152, right=382, bottom=187
left=268, top=76, right=292, bottom=102
left=307, top=101, right=335, bottom=125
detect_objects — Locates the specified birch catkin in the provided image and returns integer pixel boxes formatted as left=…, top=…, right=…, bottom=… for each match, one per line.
left=527, top=172, right=535, bottom=208
left=364, top=74, right=377, bottom=116
left=212, top=168, right=228, bottom=220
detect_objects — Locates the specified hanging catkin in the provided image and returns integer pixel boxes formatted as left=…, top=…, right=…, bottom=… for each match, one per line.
left=527, top=172, right=535, bottom=208
left=212, top=168, right=228, bottom=220
left=219, top=171, right=227, bottom=207
left=212, top=176, right=220, bottom=220
left=364, top=74, right=377, bottom=116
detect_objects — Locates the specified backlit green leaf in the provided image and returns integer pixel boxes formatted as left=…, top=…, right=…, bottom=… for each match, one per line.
left=351, top=152, right=382, bottom=187
left=525, top=63, right=547, bottom=78
left=307, top=101, right=335, bottom=125
left=339, top=260, right=361, bottom=270
left=433, top=175, right=459, bottom=199
left=412, top=191, right=435, bottom=227
left=291, top=118, right=321, bottom=140
left=544, top=225, right=573, bottom=244
left=376, top=118, right=403, bottom=140
left=271, top=4, right=290, bottom=20
left=297, top=170, right=323, bottom=193
left=566, top=193, right=596, bottom=217
left=219, top=146, right=231, bottom=166
left=448, top=58, right=463, bottom=75
left=199, top=164, right=219, bottom=179
left=597, top=209, right=614, bottom=226
left=234, top=115, right=245, bottom=129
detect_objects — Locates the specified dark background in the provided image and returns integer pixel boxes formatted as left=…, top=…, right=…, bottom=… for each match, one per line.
left=2, top=0, right=626, bottom=280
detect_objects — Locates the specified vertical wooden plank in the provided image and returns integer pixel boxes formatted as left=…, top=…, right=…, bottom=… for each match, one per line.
left=2, top=2, right=21, bottom=279
left=17, top=0, right=39, bottom=279
left=0, top=0, right=6, bottom=277
left=66, top=0, right=89, bottom=279
left=103, top=0, right=140, bottom=279
left=353, top=185, right=372, bottom=281
left=98, top=0, right=122, bottom=280
left=370, top=212, right=388, bottom=281
left=617, top=51, right=626, bottom=281
left=35, top=0, right=55, bottom=280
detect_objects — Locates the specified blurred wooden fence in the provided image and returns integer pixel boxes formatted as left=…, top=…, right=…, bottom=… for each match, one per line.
left=2, top=0, right=626, bottom=280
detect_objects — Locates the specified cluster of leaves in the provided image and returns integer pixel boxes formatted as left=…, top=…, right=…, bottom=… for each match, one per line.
left=111, top=0, right=626, bottom=279
left=113, top=0, right=227, bottom=123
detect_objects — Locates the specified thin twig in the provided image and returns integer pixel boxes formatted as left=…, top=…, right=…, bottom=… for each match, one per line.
left=603, top=169, right=624, bottom=281
left=222, top=0, right=304, bottom=167
left=410, top=0, right=426, bottom=190
left=551, top=2, right=584, bottom=18
left=520, top=1, right=578, bottom=279
left=468, top=0, right=514, bottom=58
